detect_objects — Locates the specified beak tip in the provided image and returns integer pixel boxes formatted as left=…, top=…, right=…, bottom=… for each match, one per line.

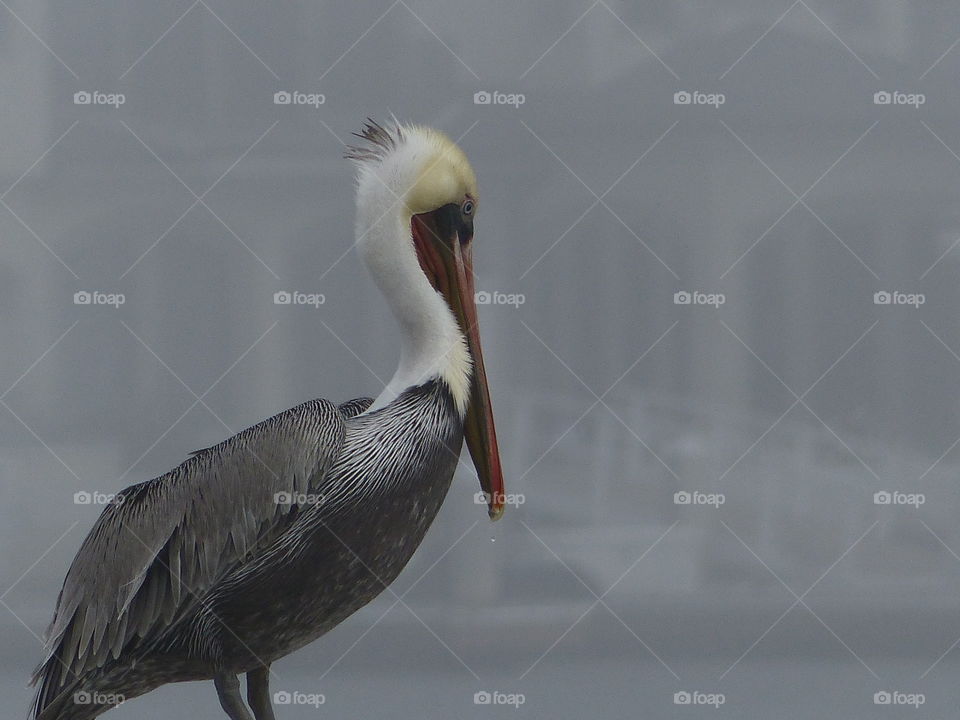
left=488, top=504, right=505, bottom=521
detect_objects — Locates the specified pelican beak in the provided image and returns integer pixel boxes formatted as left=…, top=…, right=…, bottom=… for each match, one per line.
left=412, top=203, right=505, bottom=520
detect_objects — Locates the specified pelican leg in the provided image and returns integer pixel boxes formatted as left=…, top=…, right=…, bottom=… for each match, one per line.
left=214, top=673, right=255, bottom=720
left=246, top=665, right=277, bottom=720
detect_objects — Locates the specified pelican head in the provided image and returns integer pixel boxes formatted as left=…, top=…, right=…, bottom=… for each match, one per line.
left=346, top=120, right=504, bottom=520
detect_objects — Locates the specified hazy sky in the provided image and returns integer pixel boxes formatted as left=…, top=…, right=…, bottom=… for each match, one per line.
left=3, top=3, right=960, bottom=718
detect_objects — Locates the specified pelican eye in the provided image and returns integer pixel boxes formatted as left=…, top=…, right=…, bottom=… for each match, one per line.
left=461, top=198, right=475, bottom=217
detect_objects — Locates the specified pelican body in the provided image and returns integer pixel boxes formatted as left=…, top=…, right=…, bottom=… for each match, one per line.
left=31, top=121, right=504, bottom=720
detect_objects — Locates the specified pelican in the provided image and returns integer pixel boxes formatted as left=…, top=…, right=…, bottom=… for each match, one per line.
left=31, top=120, right=505, bottom=720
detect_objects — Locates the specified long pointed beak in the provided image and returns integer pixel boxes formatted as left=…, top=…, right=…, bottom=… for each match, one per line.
left=454, top=241, right=505, bottom=520
left=412, top=205, right=505, bottom=520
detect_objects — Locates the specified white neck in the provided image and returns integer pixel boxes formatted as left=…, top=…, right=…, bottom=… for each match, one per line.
left=355, top=180, right=472, bottom=416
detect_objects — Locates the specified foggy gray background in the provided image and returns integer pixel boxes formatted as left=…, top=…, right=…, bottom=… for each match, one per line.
left=3, top=2, right=960, bottom=718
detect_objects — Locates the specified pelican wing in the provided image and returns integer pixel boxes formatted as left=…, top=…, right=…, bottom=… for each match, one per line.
left=34, top=398, right=347, bottom=696
left=337, top=396, right=374, bottom=418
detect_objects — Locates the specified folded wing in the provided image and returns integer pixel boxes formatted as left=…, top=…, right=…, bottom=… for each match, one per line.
left=33, top=397, right=348, bottom=709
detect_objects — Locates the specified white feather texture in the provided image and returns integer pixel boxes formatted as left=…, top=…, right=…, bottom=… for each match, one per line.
left=348, top=122, right=478, bottom=416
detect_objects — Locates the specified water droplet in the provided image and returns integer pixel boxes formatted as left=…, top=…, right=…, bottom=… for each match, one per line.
left=490, top=536, right=496, bottom=543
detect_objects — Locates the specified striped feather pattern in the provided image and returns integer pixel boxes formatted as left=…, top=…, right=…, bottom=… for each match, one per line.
left=32, top=383, right=462, bottom=719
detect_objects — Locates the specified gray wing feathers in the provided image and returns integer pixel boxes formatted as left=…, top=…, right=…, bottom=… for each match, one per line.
left=36, top=398, right=346, bottom=689
left=338, top=397, right=374, bottom=418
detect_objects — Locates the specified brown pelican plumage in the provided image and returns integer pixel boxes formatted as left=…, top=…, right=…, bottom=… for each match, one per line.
left=31, top=119, right=505, bottom=720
